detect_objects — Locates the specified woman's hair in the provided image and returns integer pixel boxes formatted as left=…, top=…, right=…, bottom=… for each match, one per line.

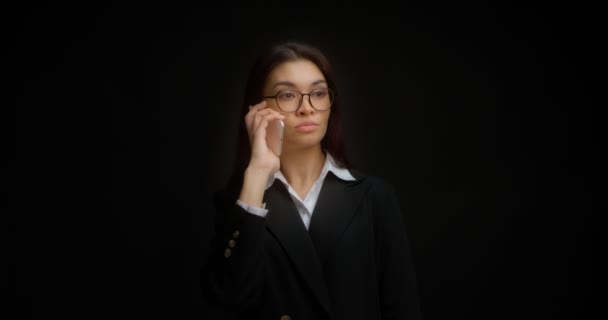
left=227, top=41, right=351, bottom=187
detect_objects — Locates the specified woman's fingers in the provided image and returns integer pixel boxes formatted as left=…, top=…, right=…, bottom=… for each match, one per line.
left=254, top=112, right=284, bottom=134
left=245, top=101, right=268, bottom=131
left=250, top=113, right=285, bottom=154
left=251, top=117, right=283, bottom=156
left=243, top=101, right=284, bottom=175
left=248, top=105, right=283, bottom=136
left=252, top=109, right=279, bottom=134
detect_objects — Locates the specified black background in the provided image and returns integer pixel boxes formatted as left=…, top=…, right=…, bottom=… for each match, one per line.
left=11, top=2, right=597, bottom=319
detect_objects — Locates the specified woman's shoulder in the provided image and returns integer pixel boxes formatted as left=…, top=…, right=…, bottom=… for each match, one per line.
left=347, top=168, right=398, bottom=195
left=348, top=168, right=405, bottom=219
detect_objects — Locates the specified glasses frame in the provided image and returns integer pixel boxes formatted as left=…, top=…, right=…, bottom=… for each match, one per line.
left=262, top=88, right=335, bottom=113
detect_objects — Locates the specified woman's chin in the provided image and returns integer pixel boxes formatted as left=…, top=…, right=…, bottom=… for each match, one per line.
left=283, top=136, right=323, bottom=151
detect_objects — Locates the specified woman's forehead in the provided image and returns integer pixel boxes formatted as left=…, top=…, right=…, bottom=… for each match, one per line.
left=266, top=60, right=325, bottom=87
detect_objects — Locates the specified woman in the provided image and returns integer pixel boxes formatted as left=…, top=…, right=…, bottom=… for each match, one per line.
left=202, top=41, right=421, bottom=320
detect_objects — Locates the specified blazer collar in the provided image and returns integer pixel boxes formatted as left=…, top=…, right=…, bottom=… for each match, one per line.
left=264, top=152, right=356, bottom=190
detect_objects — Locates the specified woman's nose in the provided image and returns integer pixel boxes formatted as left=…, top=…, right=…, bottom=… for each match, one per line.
left=297, top=95, right=315, bottom=115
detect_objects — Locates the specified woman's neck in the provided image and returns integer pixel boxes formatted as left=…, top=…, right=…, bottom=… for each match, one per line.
left=279, top=145, right=326, bottom=188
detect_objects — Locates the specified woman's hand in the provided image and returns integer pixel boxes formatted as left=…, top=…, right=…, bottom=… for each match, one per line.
left=244, top=100, right=285, bottom=177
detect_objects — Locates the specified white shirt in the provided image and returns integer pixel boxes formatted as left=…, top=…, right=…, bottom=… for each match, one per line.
left=236, top=152, right=356, bottom=230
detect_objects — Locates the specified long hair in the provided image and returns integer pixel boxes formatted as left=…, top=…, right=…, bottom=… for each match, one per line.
left=225, top=41, right=351, bottom=191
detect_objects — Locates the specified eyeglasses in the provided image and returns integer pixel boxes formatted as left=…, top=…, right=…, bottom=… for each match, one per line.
left=263, top=88, right=335, bottom=112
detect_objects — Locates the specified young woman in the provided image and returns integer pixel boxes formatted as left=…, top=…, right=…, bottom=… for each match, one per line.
left=202, top=41, right=421, bottom=320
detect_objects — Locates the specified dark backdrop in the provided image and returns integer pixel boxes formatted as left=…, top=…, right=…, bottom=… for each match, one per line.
left=12, top=2, right=596, bottom=319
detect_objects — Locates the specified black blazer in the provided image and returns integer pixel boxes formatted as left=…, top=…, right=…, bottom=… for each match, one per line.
left=202, top=169, right=421, bottom=320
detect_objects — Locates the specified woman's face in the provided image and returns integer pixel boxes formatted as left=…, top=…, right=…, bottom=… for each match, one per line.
left=263, top=59, right=331, bottom=152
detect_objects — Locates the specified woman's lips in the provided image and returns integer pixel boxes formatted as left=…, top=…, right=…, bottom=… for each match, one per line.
left=295, top=121, right=318, bottom=132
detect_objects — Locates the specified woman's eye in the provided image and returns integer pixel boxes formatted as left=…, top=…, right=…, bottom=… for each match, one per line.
left=277, top=92, right=297, bottom=100
left=312, top=89, right=328, bottom=98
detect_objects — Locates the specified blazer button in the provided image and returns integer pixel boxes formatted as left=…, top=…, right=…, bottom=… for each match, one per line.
left=279, top=315, right=291, bottom=320
left=228, top=239, right=236, bottom=248
left=232, top=230, right=240, bottom=239
left=224, top=248, right=231, bottom=258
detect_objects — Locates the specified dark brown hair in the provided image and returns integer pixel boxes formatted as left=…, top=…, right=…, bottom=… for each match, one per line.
left=228, top=41, right=351, bottom=186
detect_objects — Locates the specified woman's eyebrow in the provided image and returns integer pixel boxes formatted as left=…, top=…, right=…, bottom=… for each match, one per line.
left=271, top=81, right=297, bottom=89
left=271, top=79, right=327, bottom=89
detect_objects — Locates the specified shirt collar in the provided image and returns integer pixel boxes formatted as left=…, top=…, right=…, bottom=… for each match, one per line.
left=265, top=152, right=356, bottom=190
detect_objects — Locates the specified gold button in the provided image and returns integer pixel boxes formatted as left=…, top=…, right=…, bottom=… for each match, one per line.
left=228, top=239, right=236, bottom=248
left=232, top=230, right=240, bottom=239
left=279, top=315, right=291, bottom=320
left=224, top=248, right=231, bottom=258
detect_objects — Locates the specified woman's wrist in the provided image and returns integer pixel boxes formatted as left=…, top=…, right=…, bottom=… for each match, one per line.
left=238, top=167, right=272, bottom=208
left=244, top=164, right=276, bottom=184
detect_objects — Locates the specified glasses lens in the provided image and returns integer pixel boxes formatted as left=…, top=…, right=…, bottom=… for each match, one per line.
left=309, top=88, right=333, bottom=111
left=276, top=90, right=301, bottom=112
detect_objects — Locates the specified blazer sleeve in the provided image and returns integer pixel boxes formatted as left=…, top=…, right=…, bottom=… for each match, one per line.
left=200, top=188, right=267, bottom=310
left=372, top=178, right=422, bottom=320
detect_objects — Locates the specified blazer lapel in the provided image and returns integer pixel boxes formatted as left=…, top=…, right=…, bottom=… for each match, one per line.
left=264, top=180, right=333, bottom=317
left=307, top=171, right=370, bottom=267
